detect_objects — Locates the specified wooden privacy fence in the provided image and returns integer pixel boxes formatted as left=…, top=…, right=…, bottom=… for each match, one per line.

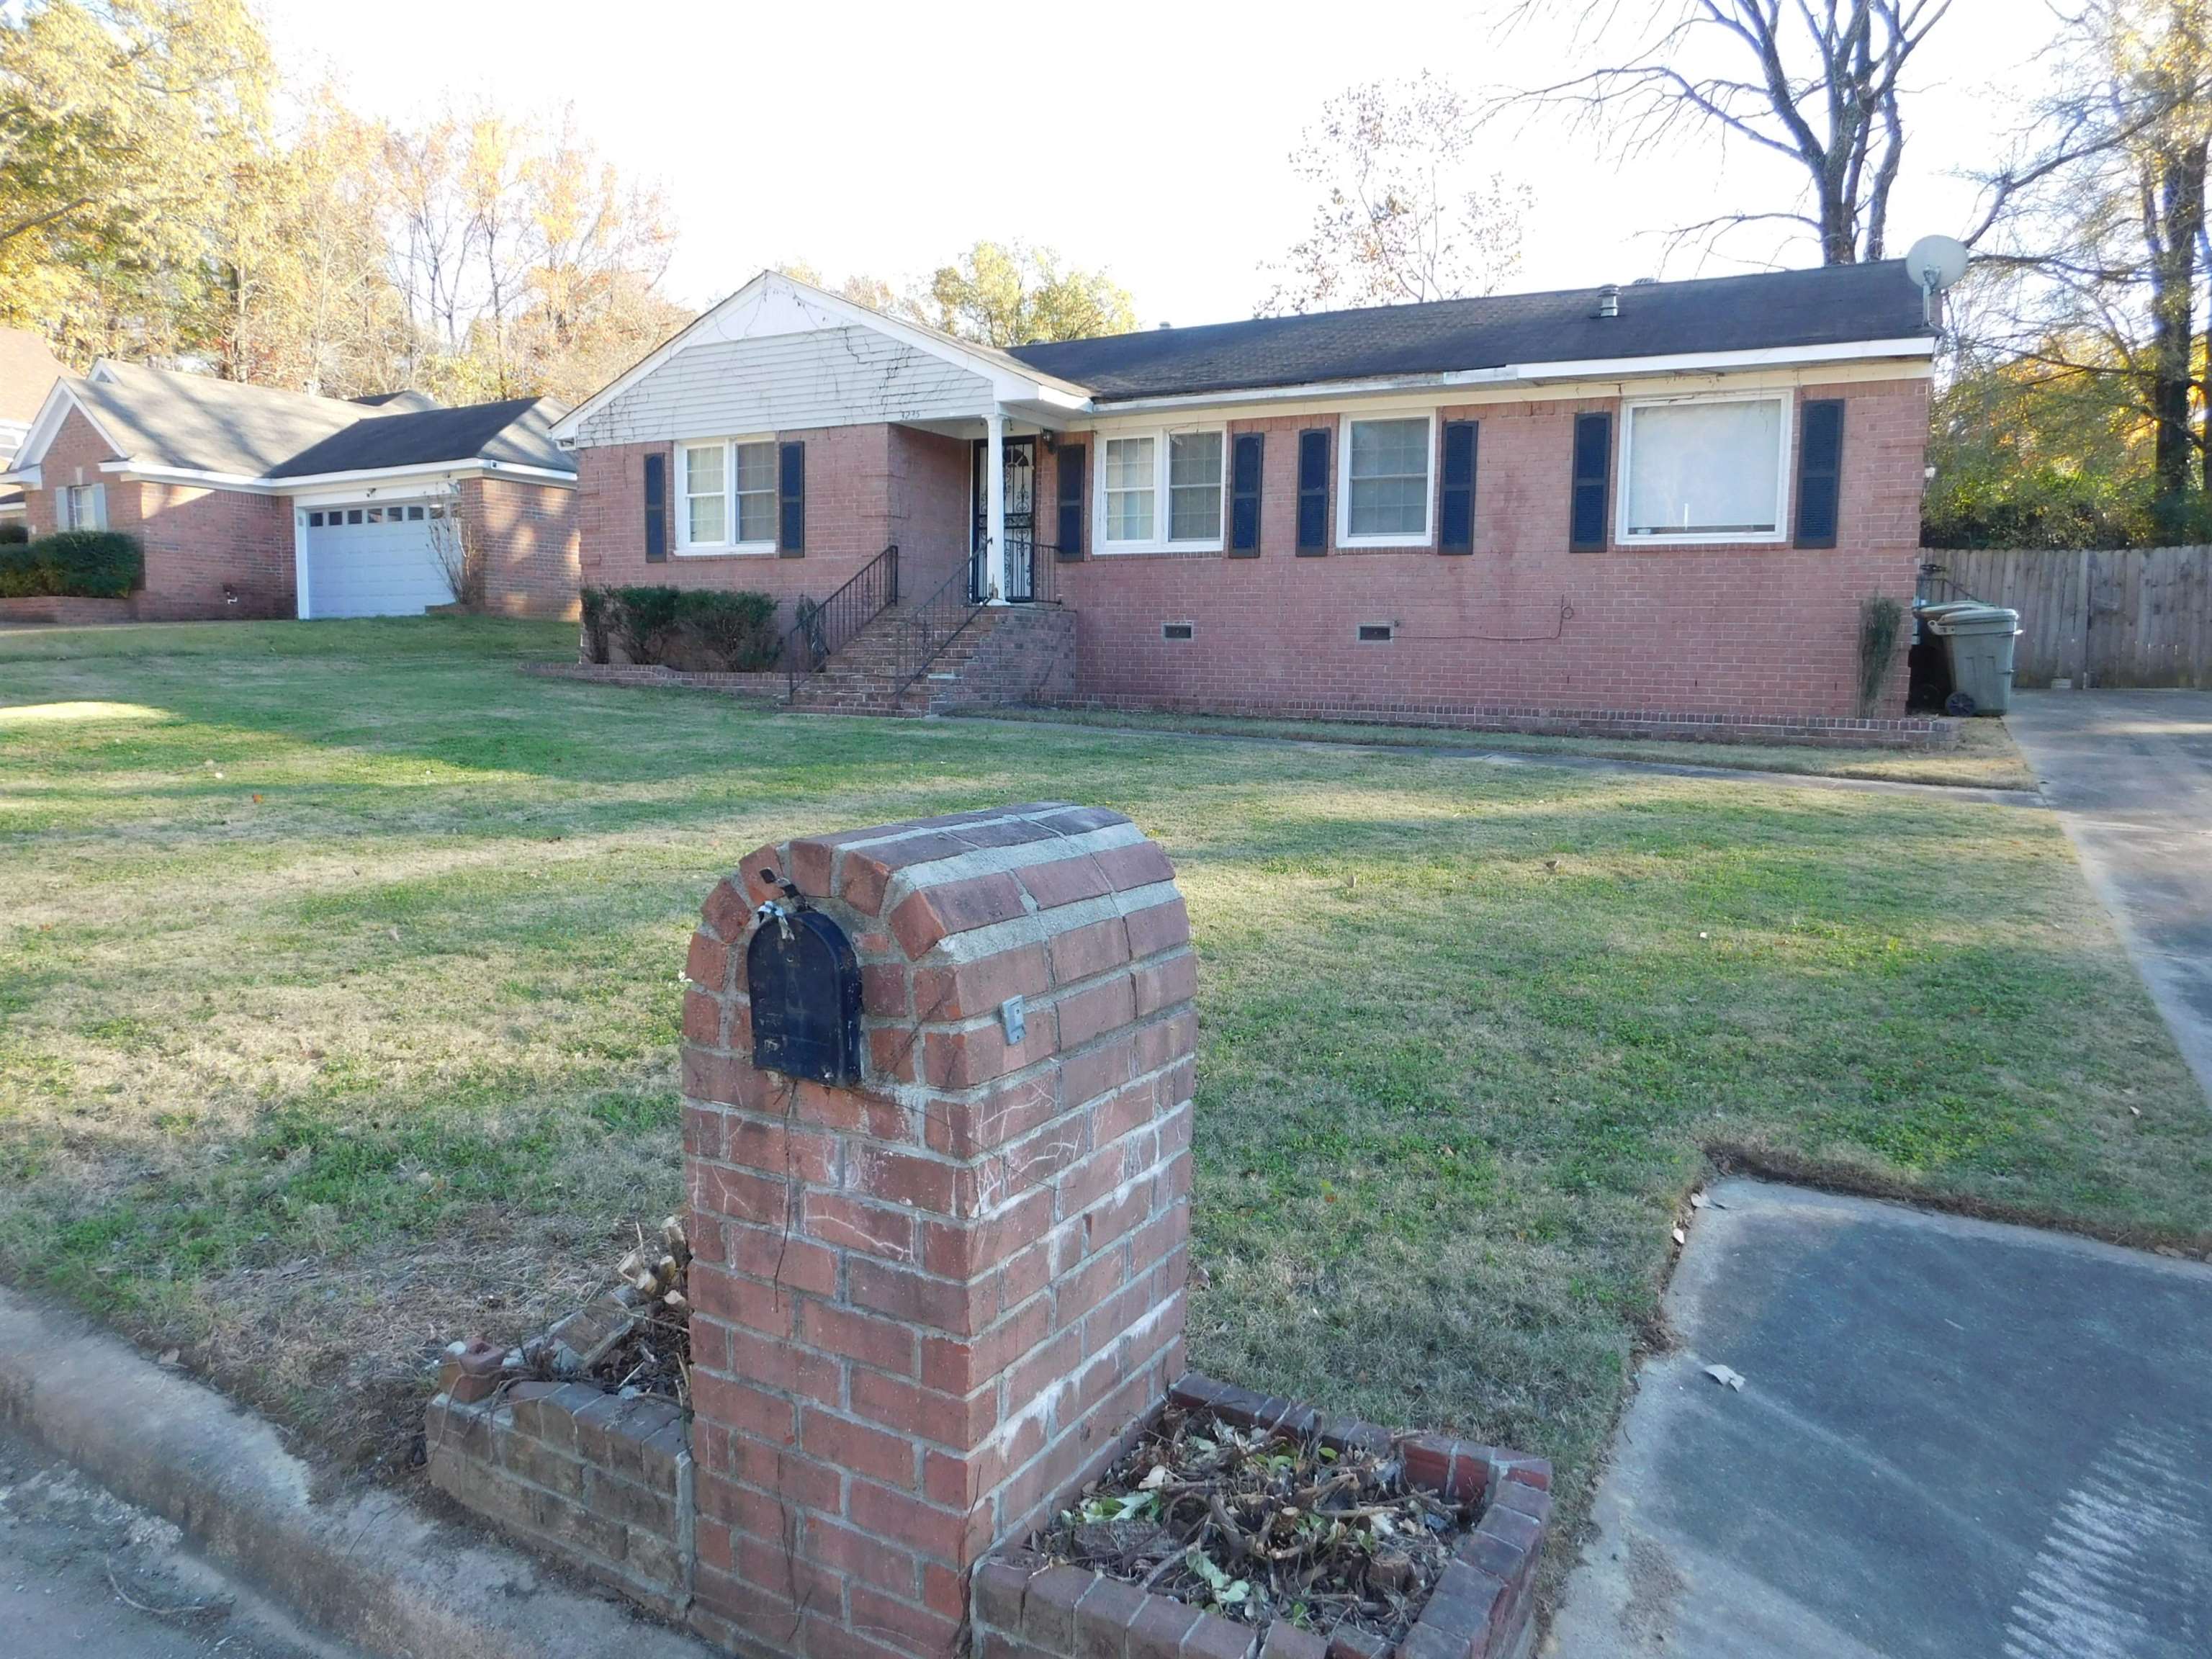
left=1917, top=546, right=2212, bottom=689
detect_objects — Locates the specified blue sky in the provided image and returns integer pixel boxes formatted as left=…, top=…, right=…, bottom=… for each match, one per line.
left=259, top=0, right=2051, bottom=326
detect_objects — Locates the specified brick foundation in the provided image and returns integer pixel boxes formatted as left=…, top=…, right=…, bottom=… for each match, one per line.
left=974, top=1375, right=1553, bottom=1659
left=681, top=803, right=1197, bottom=1659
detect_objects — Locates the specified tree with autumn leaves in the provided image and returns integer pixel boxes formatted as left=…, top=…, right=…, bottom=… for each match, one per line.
left=1, top=0, right=688, bottom=403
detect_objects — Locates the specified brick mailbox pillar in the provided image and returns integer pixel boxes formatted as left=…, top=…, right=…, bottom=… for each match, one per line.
left=680, top=802, right=1197, bottom=1659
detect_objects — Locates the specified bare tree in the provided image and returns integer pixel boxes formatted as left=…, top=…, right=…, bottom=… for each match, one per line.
left=1495, top=1, right=1953, bottom=264
left=1262, top=74, right=1529, bottom=314
left=426, top=488, right=486, bottom=611
left=1964, top=0, right=2212, bottom=500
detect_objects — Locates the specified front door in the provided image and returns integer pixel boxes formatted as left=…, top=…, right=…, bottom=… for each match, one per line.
left=971, top=436, right=1037, bottom=603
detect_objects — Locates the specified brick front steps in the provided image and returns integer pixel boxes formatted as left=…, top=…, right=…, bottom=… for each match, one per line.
left=973, top=1374, right=1552, bottom=1659
left=786, top=601, right=1076, bottom=715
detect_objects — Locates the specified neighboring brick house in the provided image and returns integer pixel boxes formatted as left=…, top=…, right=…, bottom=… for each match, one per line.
left=552, top=264, right=1937, bottom=739
left=0, top=327, right=66, bottom=533
left=0, top=361, right=580, bottom=619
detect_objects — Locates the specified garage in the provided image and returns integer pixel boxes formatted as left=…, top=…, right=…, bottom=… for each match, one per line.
left=300, top=500, right=452, bottom=618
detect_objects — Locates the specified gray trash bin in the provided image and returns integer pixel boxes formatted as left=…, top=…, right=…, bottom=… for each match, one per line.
left=1924, top=602, right=2021, bottom=714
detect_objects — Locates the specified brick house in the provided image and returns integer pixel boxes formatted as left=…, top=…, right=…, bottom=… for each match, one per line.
left=0, top=327, right=67, bottom=534
left=1, top=360, right=580, bottom=620
left=552, top=264, right=1936, bottom=739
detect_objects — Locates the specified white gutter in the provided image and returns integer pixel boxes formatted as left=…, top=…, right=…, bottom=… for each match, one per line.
left=100, top=458, right=577, bottom=493
left=1085, top=337, right=1937, bottom=415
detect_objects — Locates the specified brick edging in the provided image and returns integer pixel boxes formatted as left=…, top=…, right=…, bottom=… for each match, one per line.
left=1052, top=693, right=1956, bottom=751
left=522, top=661, right=788, bottom=696
left=971, top=1371, right=1552, bottom=1659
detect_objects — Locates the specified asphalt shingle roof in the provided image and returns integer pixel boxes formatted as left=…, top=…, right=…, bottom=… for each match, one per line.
left=1005, top=261, right=1932, bottom=401
left=266, top=397, right=570, bottom=478
left=61, top=362, right=572, bottom=481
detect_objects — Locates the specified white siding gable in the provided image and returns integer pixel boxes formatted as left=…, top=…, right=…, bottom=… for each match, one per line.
left=571, top=284, right=992, bottom=446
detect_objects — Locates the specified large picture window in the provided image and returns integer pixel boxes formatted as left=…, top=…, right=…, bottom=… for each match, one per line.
left=1619, top=395, right=1789, bottom=543
left=1338, top=415, right=1434, bottom=547
left=1097, top=427, right=1226, bottom=552
left=678, top=436, right=777, bottom=553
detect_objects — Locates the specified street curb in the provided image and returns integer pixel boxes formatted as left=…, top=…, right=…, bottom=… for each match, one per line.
left=0, top=1287, right=713, bottom=1659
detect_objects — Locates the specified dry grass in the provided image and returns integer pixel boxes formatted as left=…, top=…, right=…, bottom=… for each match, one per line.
left=1, top=619, right=2202, bottom=1586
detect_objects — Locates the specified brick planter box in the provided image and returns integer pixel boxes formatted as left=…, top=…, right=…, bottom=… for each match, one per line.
left=425, top=1289, right=696, bottom=1618
left=0, top=595, right=138, bottom=625
left=971, top=1375, right=1552, bottom=1659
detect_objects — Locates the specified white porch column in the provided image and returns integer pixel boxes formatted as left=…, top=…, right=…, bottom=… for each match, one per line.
left=984, top=406, right=1008, bottom=605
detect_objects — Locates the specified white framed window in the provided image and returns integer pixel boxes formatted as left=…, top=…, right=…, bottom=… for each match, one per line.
left=1337, top=414, right=1435, bottom=547
left=1617, top=392, right=1791, bottom=544
left=1095, top=426, right=1226, bottom=552
left=677, top=436, right=777, bottom=554
left=62, top=482, right=107, bottom=531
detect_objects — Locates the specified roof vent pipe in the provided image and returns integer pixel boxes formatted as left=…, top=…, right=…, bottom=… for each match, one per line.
left=1596, top=284, right=1621, bottom=319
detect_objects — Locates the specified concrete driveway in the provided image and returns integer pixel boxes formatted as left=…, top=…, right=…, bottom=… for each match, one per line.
left=1547, top=1180, right=2212, bottom=1658
left=2006, top=691, right=2212, bottom=1105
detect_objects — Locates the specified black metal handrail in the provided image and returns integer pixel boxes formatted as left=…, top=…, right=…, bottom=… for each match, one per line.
left=893, top=565, right=989, bottom=698
left=784, top=544, right=898, bottom=701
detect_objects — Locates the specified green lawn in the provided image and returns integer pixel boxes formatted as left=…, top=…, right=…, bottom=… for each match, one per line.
left=1, top=619, right=2203, bottom=1595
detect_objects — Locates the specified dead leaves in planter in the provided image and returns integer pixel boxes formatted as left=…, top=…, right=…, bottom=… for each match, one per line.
left=1035, top=1406, right=1476, bottom=1647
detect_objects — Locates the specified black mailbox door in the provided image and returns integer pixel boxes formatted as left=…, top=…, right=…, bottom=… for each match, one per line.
left=747, top=908, right=864, bottom=1086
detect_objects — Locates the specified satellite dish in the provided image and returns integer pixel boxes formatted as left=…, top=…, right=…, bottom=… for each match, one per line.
left=1905, top=234, right=1970, bottom=292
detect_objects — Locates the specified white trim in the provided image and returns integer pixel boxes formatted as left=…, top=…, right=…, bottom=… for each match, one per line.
left=8, top=378, right=127, bottom=474
left=292, top=507, right=310, bottom=621
left=0, top=465, right=39, bottom=490
left=94, top=458, right=576, bottom=495
left=674, top=434, right=778, bottom=557
left=1086, top=338, right=1936, bottom=416
left=548, top=270, right=1091, bottom=444
left=1336, top=412, right=1438, bottom=549
left=1614, top=389, right=1794, bottom=547
left=1092, top=424, right=1228, bottom=555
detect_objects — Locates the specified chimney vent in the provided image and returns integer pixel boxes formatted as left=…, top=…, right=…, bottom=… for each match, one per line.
left=1596, top=283, right=1622, bottom=319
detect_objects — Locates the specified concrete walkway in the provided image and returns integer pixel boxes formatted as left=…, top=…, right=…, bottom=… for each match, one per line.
left=1548, top=1180, right=2212, bottom=1659
left=2007, top=691, right=2212, bottom=1104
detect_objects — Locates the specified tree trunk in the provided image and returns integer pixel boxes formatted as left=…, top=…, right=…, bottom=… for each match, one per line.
left=2149, top=142, right=2207, bottom=503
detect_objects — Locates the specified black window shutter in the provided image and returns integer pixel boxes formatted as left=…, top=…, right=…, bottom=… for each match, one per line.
left=1295, top=428, right=1329, bottom=555
left=1438, top=421, right=1478, bottom=554
left=643, top=451, right=667, bottom=562
left=1570, top=412, right=1611, bottom=552
left=1794, top=399, right=1845, bottom=549
left=1055, top=443, right=1086, bottom=560
left=778, top=441, right=805, bottom=557
left=1229, top=432, right=1264, bottom=556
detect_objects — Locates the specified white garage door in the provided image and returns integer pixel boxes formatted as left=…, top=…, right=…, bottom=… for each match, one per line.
left=302, top=501, right=451, bottom=619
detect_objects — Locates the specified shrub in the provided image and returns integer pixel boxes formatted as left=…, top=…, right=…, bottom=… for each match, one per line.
left=578, top=585, right=613, bottom=664
left=1857, top=595, right=1904, bottom=716
left=612, top=585, right=685, bottom=663
left=678, top=589, right=781, bottom=671
left=0, top=520, right=27, bottom=545
left=593, top=585, right=782, bottom=669
left=0, top=530, right=144, bottom=598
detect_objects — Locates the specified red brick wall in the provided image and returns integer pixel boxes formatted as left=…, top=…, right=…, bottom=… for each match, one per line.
left=24, top=408, right=293, bottom=619
left=580, top=424, right=967, bottom=626
left=464, top=475, right=580, bottom=619
left=1051, top=377, right=1930, bottom=724
left=680, top=804, right=1195, bottom=1659
left=889, top=426, right=974, bottom=601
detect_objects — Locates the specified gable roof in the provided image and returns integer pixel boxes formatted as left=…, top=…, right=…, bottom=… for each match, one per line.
left=1005, top=261, right=1933, bottom=402
left=266, top=397, right=570, bottom=479
left=9, top=361, right=574, bottom=486
left=0, top=328, right=68, bottom=426
left=71, top=361, right=373, bottom=476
